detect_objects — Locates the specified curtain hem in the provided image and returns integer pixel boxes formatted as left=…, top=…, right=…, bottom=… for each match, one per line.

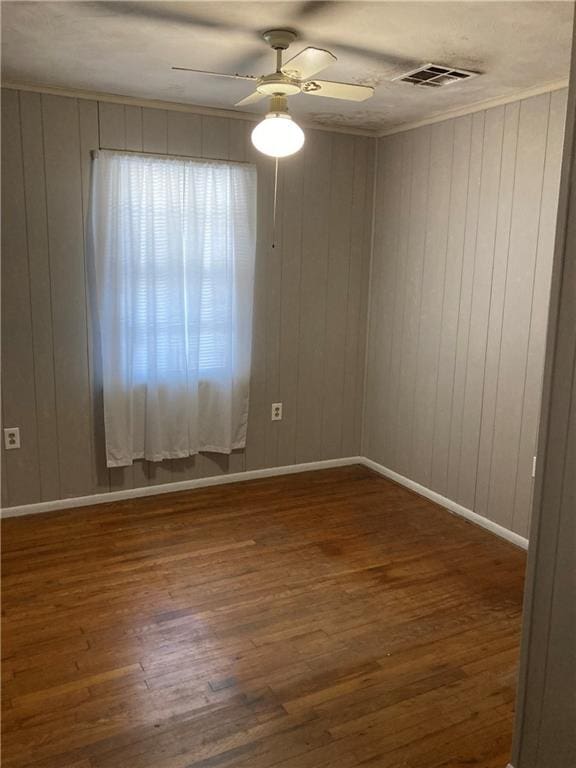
left=106, top=441, right=247, bottom=468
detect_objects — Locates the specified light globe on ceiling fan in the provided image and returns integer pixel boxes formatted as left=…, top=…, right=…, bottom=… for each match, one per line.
left=251, top=105, right=305, bottom=158
left=173, top=28, right=374, bottom=158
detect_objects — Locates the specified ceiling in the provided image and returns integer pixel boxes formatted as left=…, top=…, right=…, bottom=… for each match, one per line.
left=2, top=1, right=573, bottom=133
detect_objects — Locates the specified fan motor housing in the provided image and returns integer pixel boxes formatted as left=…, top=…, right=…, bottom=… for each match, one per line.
left=256, top=73, right=301, bottom=97
left=262, top=29, right=297, bottom=50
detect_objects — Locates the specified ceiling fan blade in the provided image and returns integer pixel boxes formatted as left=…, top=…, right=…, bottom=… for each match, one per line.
left=172, top=67, right=256, bottom=81
left=294, top=1, right=340, bottom=20
left=225, top=49, right=268, bottom=79
left=302, top=80, right=374, bottom=102
left=282, top=47, right=336, bottom=80
left=85, top=1, right=232, bottom=31
left=235, top=91, right=267, bottom=107
left=319, top=40, right=418, bottom=75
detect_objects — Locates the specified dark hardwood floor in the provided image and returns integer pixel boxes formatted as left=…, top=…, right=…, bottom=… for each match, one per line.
left=1, top=465, right=526, bottom=768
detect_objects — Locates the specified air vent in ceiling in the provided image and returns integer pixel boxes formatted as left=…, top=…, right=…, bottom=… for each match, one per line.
left=394, top=64, right=479, bottom=88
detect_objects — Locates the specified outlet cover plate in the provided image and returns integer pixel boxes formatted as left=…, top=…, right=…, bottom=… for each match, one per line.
left=4, top=427, right=21, bottom=450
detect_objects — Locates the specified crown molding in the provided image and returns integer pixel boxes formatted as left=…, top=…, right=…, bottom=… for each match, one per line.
left=2, top=76, right=568, bottom=143
left=0, top=80, right=378, bottom=138
left=378, top=78, right=569, bottom=137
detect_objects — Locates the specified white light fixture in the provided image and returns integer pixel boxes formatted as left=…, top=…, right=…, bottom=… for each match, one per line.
left=251, top=96, right=305, bottom=158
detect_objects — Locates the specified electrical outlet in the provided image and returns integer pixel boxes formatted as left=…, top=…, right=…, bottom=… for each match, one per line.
left=4, top=427, right=21, bottom=450
left=271, top=402, right=283, bottom=421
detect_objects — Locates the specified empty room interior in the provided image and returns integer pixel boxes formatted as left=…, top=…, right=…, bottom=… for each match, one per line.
left=1, top=2, right=575, bottom=767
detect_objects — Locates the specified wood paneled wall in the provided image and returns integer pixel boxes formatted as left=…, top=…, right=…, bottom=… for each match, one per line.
left=364, top=90, right=567, bottom=538
left=1, top=89, right=374, bottom=508
left=2, top=84, right=567, bottom=536
left=512, top=28, right=576, bottom=764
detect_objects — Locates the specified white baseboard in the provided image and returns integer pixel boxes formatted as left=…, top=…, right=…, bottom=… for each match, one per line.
left=0, top=455, right=529, bottom=550
left=362, top=458, right=529, bottom=550
left=0, top=457, right=363, bottom=519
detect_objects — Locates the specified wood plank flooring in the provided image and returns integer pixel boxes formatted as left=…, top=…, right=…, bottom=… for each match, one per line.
left=1, top=465, right=526, bottom=768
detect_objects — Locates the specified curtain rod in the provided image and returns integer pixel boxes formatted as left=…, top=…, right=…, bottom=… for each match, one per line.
left=92, top=148, right=255, bottom=167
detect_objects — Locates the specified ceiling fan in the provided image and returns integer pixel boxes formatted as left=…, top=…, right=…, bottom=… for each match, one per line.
left=173, top=29, right=374, bottom=107
left=173, top=29, right=374, bottom=158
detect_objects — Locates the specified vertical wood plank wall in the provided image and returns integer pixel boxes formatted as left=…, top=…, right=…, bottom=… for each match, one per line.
left=1, top=88, right=374, bottom=508
left=512, top=32, right=576, bottom=763
left=364, top=90, right=568, bottom=538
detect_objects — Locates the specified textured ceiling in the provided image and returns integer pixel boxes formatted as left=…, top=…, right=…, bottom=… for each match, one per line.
left=1, top=1, right=573, bottom=132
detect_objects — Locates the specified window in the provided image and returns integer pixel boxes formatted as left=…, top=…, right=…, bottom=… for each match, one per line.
left=90, top=150, right=257, bottom=468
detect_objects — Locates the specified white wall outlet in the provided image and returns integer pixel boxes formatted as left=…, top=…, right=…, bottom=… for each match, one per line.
left=4, top=427, right=21, bottom=450
left=271, top=402, right=283, bottom=421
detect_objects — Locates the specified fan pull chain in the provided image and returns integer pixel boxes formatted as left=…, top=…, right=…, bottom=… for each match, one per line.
left=272, top=156, right=279, bottom=249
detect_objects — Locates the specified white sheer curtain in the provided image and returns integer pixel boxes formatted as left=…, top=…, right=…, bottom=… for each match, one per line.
left=89, top=150, right=257, bottom=468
